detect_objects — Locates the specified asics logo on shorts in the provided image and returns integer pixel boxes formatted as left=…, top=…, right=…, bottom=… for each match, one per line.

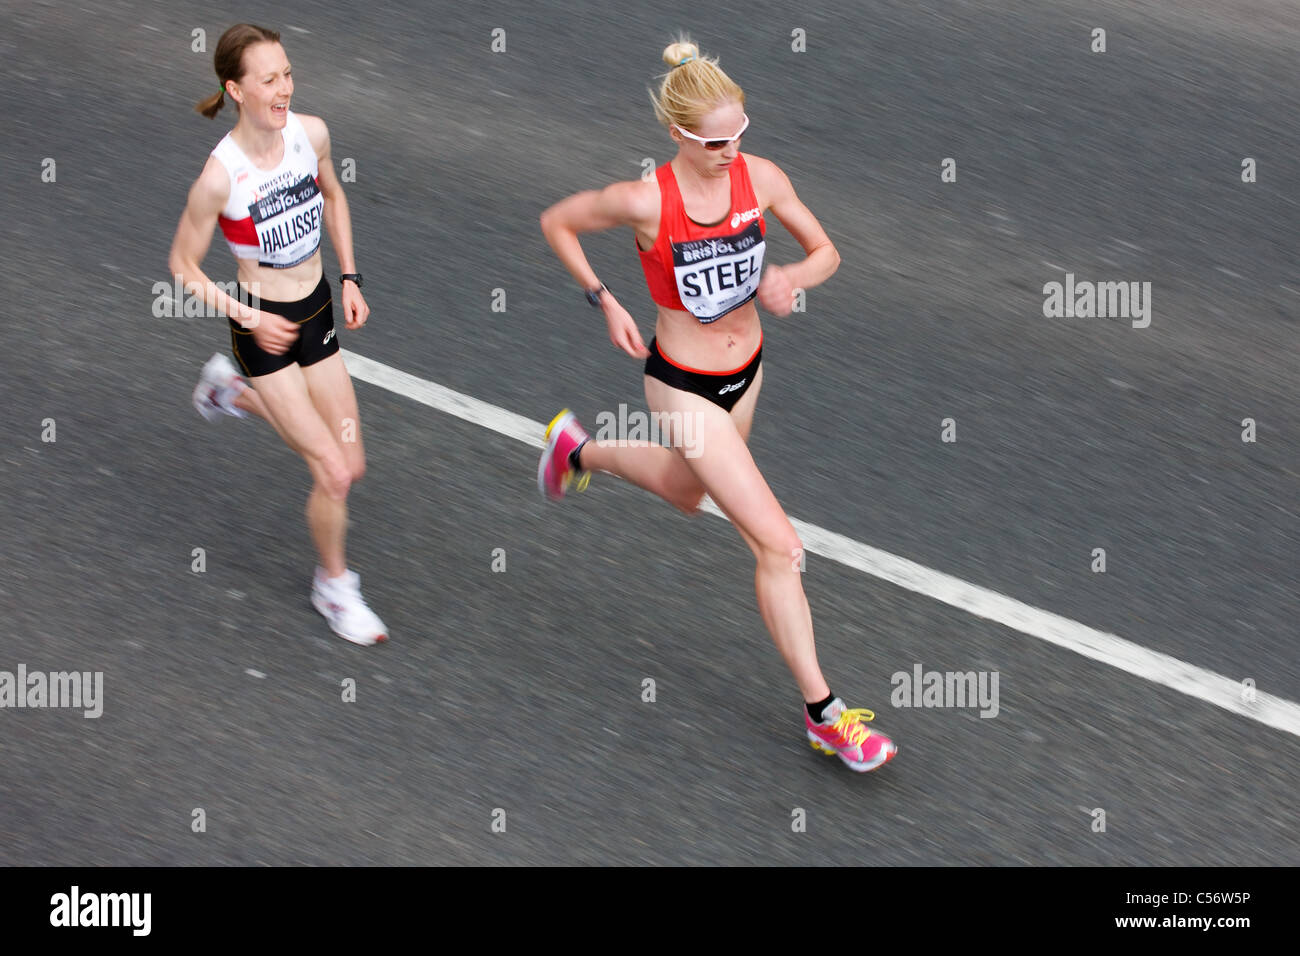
left=322, top=329, right=335, bottom=345
left=718, top=378, right=747, bottom=396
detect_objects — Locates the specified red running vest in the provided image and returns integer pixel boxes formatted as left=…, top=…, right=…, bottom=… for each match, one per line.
left=638, top=153, right=767, bottom=324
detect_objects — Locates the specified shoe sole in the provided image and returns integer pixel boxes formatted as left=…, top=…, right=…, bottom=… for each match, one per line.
left=537, top=409, right=576, bottom=499
left=194, top=354, right=240, bottom=421
left=193, top=385, right=222, bottom=422
left=311, top=591, right=387, bottom=646
left=808, top=732, right=898, bottom=772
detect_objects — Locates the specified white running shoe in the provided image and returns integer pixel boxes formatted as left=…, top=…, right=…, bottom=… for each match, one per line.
left=311, top=568, right=388, bottom=645
left=193, top=353, right=248, bottom=422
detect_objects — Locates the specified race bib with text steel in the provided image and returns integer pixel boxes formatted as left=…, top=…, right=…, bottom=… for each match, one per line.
left=671, top=222, right=765, bottom=323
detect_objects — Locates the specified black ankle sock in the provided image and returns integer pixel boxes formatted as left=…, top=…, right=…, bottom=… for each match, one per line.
left=568, top=438, right=589, bottom=471
left=807, top=693, right=835, bottom=723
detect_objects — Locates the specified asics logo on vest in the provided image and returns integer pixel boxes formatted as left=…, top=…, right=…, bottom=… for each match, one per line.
left=730, top=207, right=761, bottom=229
left=718, top=378, right=747, bottom=395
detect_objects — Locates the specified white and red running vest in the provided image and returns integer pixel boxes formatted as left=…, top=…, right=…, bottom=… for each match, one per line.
left=211, top=111, right=324, bottom=269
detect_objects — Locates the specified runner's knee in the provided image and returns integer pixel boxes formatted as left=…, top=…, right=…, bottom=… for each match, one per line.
left=756, top=526, right=803, bottom=568
left=316, top=455, right=353, bottom=501
left=671, top=489, right=706, bottom=515
left=665, top=468, right=706, bottom=514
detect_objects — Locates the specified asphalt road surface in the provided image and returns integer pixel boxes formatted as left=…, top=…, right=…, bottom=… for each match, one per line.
left=1, top=0, right=1297, bottom=865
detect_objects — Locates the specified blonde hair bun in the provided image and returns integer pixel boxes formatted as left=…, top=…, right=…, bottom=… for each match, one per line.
left=649, top=39, right=745, bottom=132
left=662, top=40, right=699, bottom=68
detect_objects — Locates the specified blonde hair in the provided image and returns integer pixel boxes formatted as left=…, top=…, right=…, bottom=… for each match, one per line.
left=649, top=39, right=744, bottom=132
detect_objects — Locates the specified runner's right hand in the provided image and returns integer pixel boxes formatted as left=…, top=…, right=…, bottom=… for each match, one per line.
left=246, top=309, right=300, bottom=356
left=603, top=299, right=650, bottom=358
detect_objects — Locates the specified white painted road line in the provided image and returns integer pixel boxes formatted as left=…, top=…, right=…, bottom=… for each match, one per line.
left=341, top=348, right=1300, bottom=740
left=345, top=349, right=543, bottom=448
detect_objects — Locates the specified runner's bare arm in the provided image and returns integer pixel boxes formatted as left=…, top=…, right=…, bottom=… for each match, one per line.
left=301, top=115, right=357, bottom=276
left=168, top=159, right=259, bottom=326
left=539, top=180, right=658, bottom=290
left=301, top=113, right=368, bottom=328
left=540, top=180, right=656, bottom=357
left=749, top=155, right=840, bottom=293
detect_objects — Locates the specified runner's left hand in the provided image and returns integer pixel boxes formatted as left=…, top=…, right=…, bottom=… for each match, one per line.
left=342, top=281, right=370, bottom=330
left=757, top=264, right=795, bottom=317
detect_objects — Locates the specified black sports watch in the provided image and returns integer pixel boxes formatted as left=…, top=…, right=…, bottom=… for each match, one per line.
left=339, top=273, right=363, bottom=289
left=585, top=282, right=609, bottom=307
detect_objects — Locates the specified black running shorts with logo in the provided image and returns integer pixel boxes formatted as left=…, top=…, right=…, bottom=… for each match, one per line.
left=228, top=274, right=340, bottom=377
left=643, top=336, right=762, bottom=413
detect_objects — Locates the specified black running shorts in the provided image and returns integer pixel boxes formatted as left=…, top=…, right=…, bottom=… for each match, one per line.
left=643, top=336, right=762, bottom=412
left=228, top=274, right=340, bottom=378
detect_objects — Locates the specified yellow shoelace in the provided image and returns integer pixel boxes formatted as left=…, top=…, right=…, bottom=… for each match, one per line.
left=832, top=708, right=875, bottom=746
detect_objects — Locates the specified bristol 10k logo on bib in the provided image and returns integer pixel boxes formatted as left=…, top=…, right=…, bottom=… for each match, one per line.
left=671, top=222, right=765, bottom=323
left=250, top=174, right=324, bottom=269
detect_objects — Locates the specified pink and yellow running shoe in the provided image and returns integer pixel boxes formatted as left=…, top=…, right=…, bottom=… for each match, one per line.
left=806, top=698, right=898, bottom=772
left=538, top=409, right=591, bottom=500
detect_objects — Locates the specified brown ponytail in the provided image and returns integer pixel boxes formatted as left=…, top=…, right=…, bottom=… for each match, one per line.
left=195, top=87, right=225, bottom=119
left=192, top=23, right=282, bottom=119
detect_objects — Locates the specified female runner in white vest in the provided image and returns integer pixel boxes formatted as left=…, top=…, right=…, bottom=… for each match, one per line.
left=169, top=23, right=386, bottom=645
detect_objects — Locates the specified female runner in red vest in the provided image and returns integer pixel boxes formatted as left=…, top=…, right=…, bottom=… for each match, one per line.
left=169, top=24, right=386, bottom=645
left=539, top=40, right=897, bottom=770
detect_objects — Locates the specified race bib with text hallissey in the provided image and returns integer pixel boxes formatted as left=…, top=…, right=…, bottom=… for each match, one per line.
left=671, top=222, right=766, bottom=323
left=250, top=174, right=324, bottom=269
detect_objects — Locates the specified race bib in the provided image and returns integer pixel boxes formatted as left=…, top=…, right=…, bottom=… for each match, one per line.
left=671, top=222, right=766, bottom=323
left=250, top=174, right=324, bottom=269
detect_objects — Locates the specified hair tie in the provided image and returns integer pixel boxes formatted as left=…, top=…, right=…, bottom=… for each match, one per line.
left=677, top=55, right=695, bottom=65
left=217, top=85, right=225, bottom=97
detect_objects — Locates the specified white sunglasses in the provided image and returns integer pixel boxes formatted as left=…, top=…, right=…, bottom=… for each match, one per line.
left=673, top=114, right=750, bottom=150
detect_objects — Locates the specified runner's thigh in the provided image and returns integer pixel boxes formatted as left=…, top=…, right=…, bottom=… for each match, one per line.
left=649, top=380, right=795, bottom=558
left=300, top=351, right=364, bottom=475
left=249, top=362, right=349, bottom=480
